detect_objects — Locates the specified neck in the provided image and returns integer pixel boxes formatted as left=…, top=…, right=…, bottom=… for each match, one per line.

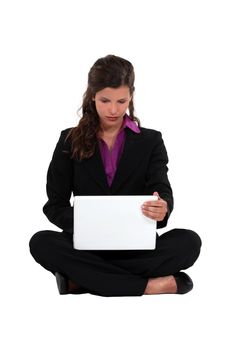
left=99, top=119, right=124, bottom=137
left=100, top=125, right=121, bottom=136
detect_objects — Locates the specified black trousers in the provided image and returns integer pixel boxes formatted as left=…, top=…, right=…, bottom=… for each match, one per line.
left=29, top=228, right=201, bottom=297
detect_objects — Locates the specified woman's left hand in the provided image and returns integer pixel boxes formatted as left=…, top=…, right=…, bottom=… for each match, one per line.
left=141, top=191, right=168, bottom=221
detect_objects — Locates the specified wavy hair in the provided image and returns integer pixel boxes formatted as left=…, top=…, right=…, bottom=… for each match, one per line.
left=65, top=54, right=141, bottom=160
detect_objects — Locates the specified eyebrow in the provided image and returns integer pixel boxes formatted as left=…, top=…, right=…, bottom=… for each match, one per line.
left=99, top=96, right=128, bottom=101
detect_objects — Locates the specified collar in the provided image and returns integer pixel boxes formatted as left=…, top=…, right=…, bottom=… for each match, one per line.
left=120, top=114, right=141, bottom=134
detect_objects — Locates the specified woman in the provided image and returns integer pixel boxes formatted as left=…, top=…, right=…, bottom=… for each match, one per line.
left=29, top=54, right=202, bottom=297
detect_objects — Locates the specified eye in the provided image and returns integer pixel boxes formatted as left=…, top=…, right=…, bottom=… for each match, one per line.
left=100, top=99, right=126, bottom=104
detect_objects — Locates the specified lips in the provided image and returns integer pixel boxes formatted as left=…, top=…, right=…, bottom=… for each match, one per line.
left=106, top=116, right=118, bottom=120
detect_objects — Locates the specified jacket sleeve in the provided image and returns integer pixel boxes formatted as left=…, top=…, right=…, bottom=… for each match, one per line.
left=42, top=129, right=74, bottom=233
left=145, top=131, right=174, bottom=229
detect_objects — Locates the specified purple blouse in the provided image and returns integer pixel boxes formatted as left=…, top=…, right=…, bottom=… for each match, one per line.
left=98, top=114, right=141, bottom=186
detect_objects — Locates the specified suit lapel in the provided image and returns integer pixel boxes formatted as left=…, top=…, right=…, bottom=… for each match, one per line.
left=110, top=129, right=144, bottom=192
left=81, top=143, right=110, bottom=192
left=81, top=128, right=145, bottom=193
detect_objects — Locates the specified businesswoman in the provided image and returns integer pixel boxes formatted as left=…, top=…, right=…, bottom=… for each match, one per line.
left=29, top=54, right=202, bottom=297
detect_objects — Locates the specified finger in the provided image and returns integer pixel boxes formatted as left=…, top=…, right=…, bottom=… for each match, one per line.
left=141, top=206, right=165, bottom=218
left=143, top=200, right=164, bottom=207
left=153, top=191, right=161, bottom=199
left=142, top=209, right=165, bottom=221
left=142, top=205, right=162, bottom=213
left=142, top=210, right=165, bottom=221
left=142, top=210, right=157, bottom=220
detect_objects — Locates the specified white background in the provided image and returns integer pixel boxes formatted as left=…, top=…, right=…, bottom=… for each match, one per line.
left=1, top=0, right=232, bottom=349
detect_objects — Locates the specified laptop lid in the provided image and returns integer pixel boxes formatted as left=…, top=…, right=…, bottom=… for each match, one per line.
left=73, top=195, right=157, bottom=250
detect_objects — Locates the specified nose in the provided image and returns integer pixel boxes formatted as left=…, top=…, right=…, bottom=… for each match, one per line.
left=108, top=103, right=118, bottom=116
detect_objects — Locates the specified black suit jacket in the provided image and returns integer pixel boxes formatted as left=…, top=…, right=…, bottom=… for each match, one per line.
left=43, top=126, right=174, bottom=234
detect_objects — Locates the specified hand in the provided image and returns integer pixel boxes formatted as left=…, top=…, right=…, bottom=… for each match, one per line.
left=141, top=192, right=168, bottom=221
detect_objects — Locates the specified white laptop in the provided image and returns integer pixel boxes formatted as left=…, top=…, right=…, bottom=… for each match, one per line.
left=73, top=195, right=158, bottom=250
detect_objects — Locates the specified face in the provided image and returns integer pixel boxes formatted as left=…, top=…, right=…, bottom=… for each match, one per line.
left=93, top=85, right=132, bottom=131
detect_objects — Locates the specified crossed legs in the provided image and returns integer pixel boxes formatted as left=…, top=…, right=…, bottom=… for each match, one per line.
left=29, top=228, right=201, bottom=297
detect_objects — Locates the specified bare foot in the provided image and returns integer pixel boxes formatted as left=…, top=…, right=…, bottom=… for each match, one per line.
left=144, top=275, right=177, bottom=295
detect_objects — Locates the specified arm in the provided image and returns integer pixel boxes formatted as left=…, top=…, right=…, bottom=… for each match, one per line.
left=144, top=131, right=174, bottom=228
left=42, top=129, right=74, bottom=233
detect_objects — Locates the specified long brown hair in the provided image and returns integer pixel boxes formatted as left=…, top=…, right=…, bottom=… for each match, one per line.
left=65, top=54, right=141, bottom=160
